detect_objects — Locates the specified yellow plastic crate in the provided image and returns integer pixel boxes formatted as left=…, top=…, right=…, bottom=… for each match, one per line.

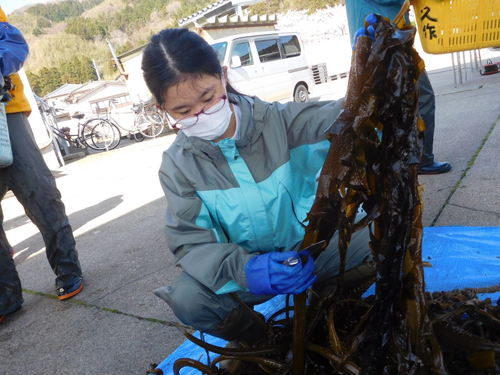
left=412, top=0, right=500, bottom=54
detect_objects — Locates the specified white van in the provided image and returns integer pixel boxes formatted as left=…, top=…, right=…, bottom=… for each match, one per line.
left=211, top=31, right=313, bottom=103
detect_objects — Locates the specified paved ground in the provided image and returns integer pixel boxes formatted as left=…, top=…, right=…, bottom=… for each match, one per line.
left=1, top=49, right=500, bottom=374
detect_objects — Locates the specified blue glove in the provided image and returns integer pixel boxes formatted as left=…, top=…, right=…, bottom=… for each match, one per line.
left=245, top=250, right=317, bottom=295
left=352, top=13, right=378, bottom=49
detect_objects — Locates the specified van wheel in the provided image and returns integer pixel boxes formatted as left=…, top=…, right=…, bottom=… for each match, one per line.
left=294, top=84, right=309, bottom=103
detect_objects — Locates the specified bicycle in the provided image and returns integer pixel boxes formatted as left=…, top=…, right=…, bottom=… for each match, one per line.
left=104, top=99, right=166, bottom=141
left=132, top=99, right=166, bottom=139
left=104, top=100, right=150, bottom=142
left=38, top=100, right=121, bottom=152
left=70, top=113, right=121, bottom=151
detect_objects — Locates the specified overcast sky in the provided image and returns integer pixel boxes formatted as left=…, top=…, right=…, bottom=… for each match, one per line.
left=1, top=0, right=54, bottom=16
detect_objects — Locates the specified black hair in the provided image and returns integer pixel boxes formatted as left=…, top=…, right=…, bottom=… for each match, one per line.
left=142, top=28, right=241, bottom=107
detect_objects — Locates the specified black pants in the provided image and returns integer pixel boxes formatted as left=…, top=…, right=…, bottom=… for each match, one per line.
left=0, top=112, right=82, bottom=315
left=418, top=69, right=436, bottom=167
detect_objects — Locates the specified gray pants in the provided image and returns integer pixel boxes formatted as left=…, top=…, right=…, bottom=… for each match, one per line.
left=0, top=112, right=82, bottom=315
left=418, top=69, right=436, bottom=167
left=155, top=225, right=371, bottom=343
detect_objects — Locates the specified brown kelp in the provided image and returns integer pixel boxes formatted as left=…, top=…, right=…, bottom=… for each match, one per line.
left=295, top=9, right=442, bottom=374
left=170, top=10, right=500, bottom=375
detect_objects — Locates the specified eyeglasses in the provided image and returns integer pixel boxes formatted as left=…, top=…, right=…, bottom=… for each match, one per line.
left=166, top=94, right=227, bottom=129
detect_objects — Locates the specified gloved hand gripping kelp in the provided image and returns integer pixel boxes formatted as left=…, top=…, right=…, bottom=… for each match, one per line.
left=167, top=10, right=500, bottom=375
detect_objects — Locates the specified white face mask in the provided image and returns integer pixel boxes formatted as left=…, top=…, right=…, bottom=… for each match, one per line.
left=165, top=77, right=233, bottom=141
left=179, top=97, right=233, bottom=140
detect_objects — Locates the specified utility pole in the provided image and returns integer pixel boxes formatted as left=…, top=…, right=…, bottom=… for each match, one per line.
left=92, top=59, right=101, bottom=81
left=106, top=38, right=127, bottom=77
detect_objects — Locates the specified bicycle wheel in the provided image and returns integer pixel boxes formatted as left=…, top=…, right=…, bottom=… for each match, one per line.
left=145, top=107, right=164, bottom=125
left=85, top=119, right=121, bottom=151
left=133, top=131, right=145, bottom=142
left=80, top=121, right=96, bottom=149
left=83, top=117, right=121, bottom=151
left=137, top=112, right=164, bottom=138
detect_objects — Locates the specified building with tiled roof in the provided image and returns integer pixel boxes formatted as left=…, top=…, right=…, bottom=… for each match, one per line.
left=178, top=0, right=278, bottom=42
left=44, top=83, right=83, bottom=101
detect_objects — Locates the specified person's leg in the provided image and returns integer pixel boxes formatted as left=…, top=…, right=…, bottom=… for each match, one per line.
left=312, top=223, right=375, bottom=297
left=417, top=70, right=451, bottom=174
left=154, top=272, right=271, bottom=345
left=0, top=181, right=24, bottom=318
left=3, top=113, right=82, bottom=297
left=417, top=70, right=435, bottom=168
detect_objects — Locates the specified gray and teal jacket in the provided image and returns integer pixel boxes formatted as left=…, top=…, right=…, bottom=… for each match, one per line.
left=159, top=93, right=343, bottom=295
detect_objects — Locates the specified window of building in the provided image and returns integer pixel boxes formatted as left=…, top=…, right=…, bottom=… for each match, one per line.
left=90, top=94, right=131, bottom=114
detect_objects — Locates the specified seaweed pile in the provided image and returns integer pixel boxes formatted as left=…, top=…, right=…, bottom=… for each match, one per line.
left=169, top=11, right=500, bottom=375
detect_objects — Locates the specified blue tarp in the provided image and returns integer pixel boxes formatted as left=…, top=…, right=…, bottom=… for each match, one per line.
left=155, top=226, right=500, bottom=375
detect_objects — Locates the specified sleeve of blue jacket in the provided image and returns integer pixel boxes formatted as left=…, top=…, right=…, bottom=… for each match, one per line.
left=261, top=98, right=344, bottom=151
left=0, top=22, right=30, bottom=77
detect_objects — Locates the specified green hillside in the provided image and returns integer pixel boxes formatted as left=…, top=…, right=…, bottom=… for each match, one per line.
left=8, top=0, right=340, bottom=96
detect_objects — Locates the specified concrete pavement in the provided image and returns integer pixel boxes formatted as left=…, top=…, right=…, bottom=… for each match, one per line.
left=419, top=51, right=500, bottom=227
left=1, top=50, right=500, bottom=374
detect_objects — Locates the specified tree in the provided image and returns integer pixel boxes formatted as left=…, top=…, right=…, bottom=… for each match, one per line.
left=36, top=17, right=51, bottom=29
left=27, top=0, right=84, bottom=23
left=26, top=57, right=97, bottom=97
left=28, top=67, right=63, bottom=97
left=65, top=16, right=108, bottom=40
left=60, top=56, right=97, bottom=83
left=115, top=41, right=135, bottom=55
left=26, top=71, right=42, bottom=96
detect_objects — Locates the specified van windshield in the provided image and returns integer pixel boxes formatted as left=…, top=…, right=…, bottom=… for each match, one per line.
left=212, top=42, right=227, bottom=63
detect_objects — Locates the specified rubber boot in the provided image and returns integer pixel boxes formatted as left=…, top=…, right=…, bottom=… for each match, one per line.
left=209, top=305, right=267, bottom=346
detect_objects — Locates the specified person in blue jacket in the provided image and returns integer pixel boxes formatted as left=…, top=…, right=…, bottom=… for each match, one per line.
left=0, top=7, right=83, bottom=325
left=345, top=0, right=451, bottom=175
left=141, top=29, right=375, bottom=346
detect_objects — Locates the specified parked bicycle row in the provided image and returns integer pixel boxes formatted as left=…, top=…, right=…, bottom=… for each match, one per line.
left=35, top=95, right=171, bottom=154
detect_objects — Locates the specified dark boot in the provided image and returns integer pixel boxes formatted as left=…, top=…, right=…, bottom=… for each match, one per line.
left=208, top=305, right=267, bottom=346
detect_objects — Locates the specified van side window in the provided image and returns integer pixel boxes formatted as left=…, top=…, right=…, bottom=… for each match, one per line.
left=232, top=42, right=253, bottom=66
left=255, top=39, right=282, bottom=63
left=279, top=35, right=301, bottom=58
left=212, top=42, right=228, bottom=63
